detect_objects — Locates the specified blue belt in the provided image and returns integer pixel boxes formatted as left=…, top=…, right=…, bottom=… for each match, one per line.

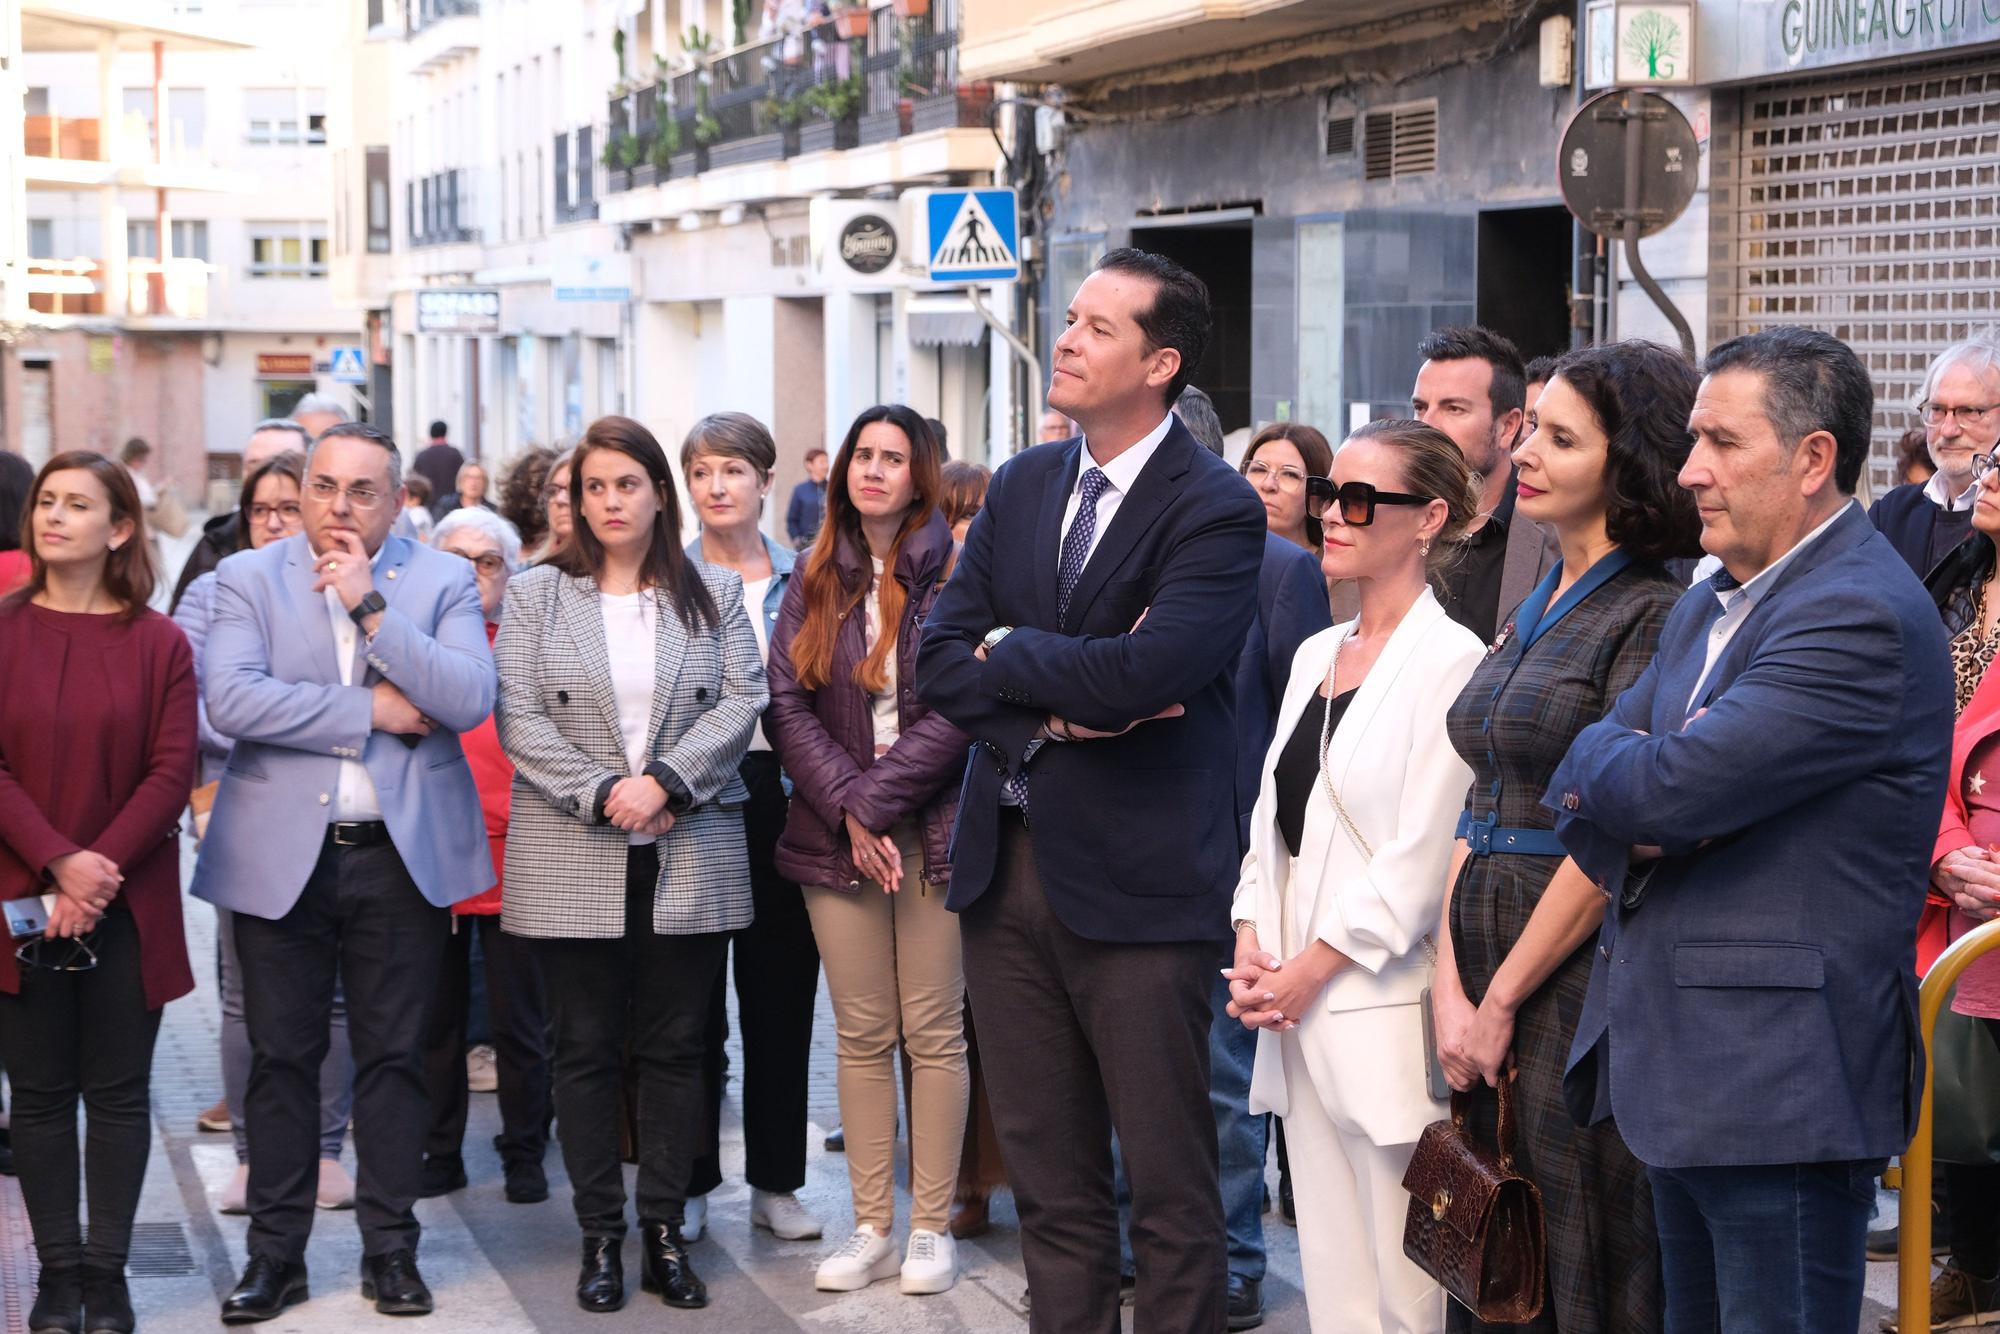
left=1455, top=810, right=1566, bottom=858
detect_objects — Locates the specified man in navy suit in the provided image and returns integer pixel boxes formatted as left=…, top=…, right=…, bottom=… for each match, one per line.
left=917, top=249, right=1266, bottom=1334
left=1546, top=327, right=1953, bottom=1334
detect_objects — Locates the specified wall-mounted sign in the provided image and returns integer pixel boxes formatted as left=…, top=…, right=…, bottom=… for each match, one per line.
left=553, top=254, right=635, bottom=302
left=837, top=214, right=898, bottom=275
left=415, top=288, right=502, bottom=334
left=914, top=188, right=1021, bottom=284
left=809, top=198, right=910, bottom=288
left=256, top=353, right=315, bottom=377
left=1585, top=1, right=1695, bottom=87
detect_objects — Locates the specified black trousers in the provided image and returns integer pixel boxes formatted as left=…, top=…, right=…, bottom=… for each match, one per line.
left=0, top=905, right=159, bottom=1270
left=963, top=817, right=1227, bottom=1334
left=235, top=835, right=447, bottom=1263
left=423, top=914, right=553, bottom=1163
left=535, top=843, right=729, bottom=1237
left=1947, top=1015, right=2000, bottom=1276
left=691, top=752, right=820, bottom=1196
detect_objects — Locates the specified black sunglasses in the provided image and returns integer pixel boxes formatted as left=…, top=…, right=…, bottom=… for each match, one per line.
left=1304, top=478, right=1434, bottom=527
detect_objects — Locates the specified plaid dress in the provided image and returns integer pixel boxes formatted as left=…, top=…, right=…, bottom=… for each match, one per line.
left=1443, top=560, right=1680, bottom=1334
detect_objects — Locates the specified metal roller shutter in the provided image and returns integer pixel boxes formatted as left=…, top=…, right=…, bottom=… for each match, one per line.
left=1710, top=55, right=2000, bottom=497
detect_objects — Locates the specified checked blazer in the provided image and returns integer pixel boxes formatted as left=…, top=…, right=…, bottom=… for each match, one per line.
left=493, top=560, right=768, bottom=939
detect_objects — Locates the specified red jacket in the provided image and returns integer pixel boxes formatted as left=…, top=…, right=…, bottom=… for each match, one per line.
left=455, top=619, right=510, bottom=916
left=0, top=602, right=197, bottom=1008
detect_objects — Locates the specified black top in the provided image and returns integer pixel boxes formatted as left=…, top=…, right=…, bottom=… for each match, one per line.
left=1274, top=687, right=1357, bottom=858
left=1437, top=480, right=1517, bottom=644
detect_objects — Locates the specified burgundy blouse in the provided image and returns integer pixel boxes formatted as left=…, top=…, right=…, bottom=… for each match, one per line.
left=0, top=601, right=198, bottom=1009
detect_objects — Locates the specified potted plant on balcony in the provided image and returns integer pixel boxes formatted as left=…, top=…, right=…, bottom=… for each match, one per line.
left=831, top=0, right=871, bottom=41
left=912, top=78, right=993, bottom=134
left=798, top=71, right=863, bottom=154
left=891, top=0, right=929, bottom=16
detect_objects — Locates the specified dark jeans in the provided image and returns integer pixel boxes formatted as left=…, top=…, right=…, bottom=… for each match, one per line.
left=423, top=914, right=552, bottom=1164
left=1945, top=1016, right=2000, bottom=1277
left=235, top=835, right=448, bottom=1263
left=1649, top=1158, right=1882, bottom=1334
left=535, top=843, right=729, bottom=1237
left=963, top=817, right=1227, bottom=1334
left=691, top=752, right=820, bottom=1197
left=0, top=905, right=160, bottom=1270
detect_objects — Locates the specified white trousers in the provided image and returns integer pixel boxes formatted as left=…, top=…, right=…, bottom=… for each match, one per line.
left=1281, top=1031, right=1446, bottom=1334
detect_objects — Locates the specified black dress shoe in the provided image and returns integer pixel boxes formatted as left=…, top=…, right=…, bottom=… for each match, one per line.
left=1227, top=1274, right=1265, bottom=1331
left=418, top=1153, right=467, bottom=1198
left=220, top=1256, right=309, bottom=1324
left=824, top=1123, right=845, bottom=1152
left=360, top=1249, right=434, bottom=1316
left=29, top=1265, right=82, bottom=1334
left=637, top=1219, right=707, bottom=1309
left=576, top=1236, right=625, bottom=1313
left=504, top=1156, right=549, bottom=1204
left=81, top=1266, right=134, bottom=1334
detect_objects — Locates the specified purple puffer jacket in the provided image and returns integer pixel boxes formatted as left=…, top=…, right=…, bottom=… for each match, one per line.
left=768, top=508, right=969, bottom=892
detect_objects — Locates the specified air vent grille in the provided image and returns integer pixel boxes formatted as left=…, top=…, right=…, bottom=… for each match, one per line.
left=1363, top=101, right=1439, bottom=180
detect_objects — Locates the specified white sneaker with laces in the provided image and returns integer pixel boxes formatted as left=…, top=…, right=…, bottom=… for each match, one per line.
left=900, top=1228, right=957, bottom=1295
left=815, top=1225, right=899, bottom=1292
left=750, top=1188, right=823, bottom=1240
left=681, top=1192, right=708, bottom=1242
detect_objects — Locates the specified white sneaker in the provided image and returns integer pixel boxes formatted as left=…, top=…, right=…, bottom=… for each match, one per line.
left=900, top=1229, right=957, bottom=1295
left=815, top=1224, right=899, bottom=1292
left=219, top=1164, right=249, bottom=1215
left=750, top=1188, right=823, bottom=1240
left=465, top=1044, right=498, bottom=1093
left=682, top=1192, right=708, bottom=1242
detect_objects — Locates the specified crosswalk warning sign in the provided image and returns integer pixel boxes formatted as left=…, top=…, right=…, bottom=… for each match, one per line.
left=924, top=189, right=1020, bottom=284
left=329, top=345, right=368, bottom=385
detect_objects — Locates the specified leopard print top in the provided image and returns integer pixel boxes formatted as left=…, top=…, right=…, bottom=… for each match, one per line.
left=1951, top=581, right=2000, bottom=713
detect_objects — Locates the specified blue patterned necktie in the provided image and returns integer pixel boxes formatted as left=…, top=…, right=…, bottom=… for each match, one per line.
left=1058, top=467, right=1110, bottom=625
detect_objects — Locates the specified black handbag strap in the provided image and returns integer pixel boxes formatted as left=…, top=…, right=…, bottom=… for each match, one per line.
left=1449, top=1078, right=1518, bottom=1171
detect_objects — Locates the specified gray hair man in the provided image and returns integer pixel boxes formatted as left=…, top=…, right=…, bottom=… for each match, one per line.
left=1866, top=333, right=2000, bottom=575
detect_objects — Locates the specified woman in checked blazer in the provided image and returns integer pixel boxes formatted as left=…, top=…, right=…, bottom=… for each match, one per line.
left=494, top=415, right=767, bottom=1316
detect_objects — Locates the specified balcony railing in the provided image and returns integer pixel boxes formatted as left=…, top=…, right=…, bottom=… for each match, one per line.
left=22, top=257, right=211, bottom=319
left=25, top=113, right=215, bottom=170
left=600, top=1, right=985, bottom=194
left=407, top=0, right=477, bottom=36
left=405, top=168, right=480, bottom=247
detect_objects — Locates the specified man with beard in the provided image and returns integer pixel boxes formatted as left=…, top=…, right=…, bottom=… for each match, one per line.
left=1867, top=336, right=2000, bottom=577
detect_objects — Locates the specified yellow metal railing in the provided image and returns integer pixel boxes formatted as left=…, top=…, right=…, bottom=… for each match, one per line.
left=1892, top=916, right=2000, bottom=1329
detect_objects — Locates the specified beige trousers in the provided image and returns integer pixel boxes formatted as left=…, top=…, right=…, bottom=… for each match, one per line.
left=804, top=835, right=968, bottom=1235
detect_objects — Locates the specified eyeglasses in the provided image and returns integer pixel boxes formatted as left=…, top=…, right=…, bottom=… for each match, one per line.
left=248, top=502, right=304, bottom=525
left=1922, top=401, right=2000, bottom=428
left=541, top=487, right=572, bottom=509
left=1305, top=478, right=1434, bottom=527
left=1244, top=460, right=1310, bottom=492
left=304, top=480, right=389, bottom=511
left=452, top=551, right=507, bottom=576
left=16, top=932, right=98, bottom=972
left=1974, top=451, right=2000, bottom=481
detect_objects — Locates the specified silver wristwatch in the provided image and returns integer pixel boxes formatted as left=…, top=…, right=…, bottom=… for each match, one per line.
left=981, top=625, right=1014, bottom=654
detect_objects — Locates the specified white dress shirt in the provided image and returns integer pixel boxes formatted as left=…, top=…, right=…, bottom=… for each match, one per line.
left=1925, top=469, right=1979, bottom=512
left=323, top=543, right=388, bottom=821
left=741, top=575, right=773, bottom=754
left=1687, top=500, right=1856, bottom=714
left=1057, top=413, right=1175, bottom=567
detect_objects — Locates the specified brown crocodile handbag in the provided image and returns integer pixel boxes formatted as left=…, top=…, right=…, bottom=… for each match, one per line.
left=1401, top=1079, right=1546, bottom=1322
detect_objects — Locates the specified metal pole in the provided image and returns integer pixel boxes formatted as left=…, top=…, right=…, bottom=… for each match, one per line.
left=1620, top=93, right=1696, bottom=361
left=965, top=284, right=1041, bottom=456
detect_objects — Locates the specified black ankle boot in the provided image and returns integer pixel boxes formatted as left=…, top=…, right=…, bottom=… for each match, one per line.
left=29, top=1265, right=83, bottom=1334
left=637, top=1219, right=707, bottom=1309
left=576, top=1236, right=625, bottom=1313
left=81, top=1267, right=134, bottom=1334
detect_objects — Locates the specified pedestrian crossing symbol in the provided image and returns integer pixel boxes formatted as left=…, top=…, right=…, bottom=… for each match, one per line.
left=924, top=188, right=1020, bottom=284
left=329, top=345, right=368, bottom=385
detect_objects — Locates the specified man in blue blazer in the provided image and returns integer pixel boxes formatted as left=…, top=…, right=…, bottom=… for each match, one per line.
left=193, top=422, right=496, bottom=1323
left=917, top=249, right=1266, bottom=1334
left=1546, top=328, right=1953, bottom=1334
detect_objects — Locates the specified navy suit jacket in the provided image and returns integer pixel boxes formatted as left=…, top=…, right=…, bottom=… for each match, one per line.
left=1548, top=504, right=1952, bottom=1168
left=915, top=420, right=1267, bottom=944
left=1234, top=533, right=1333, bottom=852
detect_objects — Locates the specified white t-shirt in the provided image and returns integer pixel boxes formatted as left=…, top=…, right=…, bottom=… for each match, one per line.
left=742, top=575, right=773, bottom=753
left=863, top=556, right=900, bottom=757
left=601, top=590, right=657, bottom=844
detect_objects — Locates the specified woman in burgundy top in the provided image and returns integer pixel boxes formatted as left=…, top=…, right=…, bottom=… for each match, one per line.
left=0, top=450, right=197, bottom=1334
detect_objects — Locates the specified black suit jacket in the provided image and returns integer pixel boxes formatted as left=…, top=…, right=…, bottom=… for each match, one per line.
left=915, top=420, right=1266, bottom=944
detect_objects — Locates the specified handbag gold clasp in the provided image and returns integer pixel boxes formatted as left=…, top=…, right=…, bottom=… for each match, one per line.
left=1432, top=1189, right=1452, bottom=1221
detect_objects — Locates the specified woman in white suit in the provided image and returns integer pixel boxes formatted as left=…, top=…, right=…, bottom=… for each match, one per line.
left=1227, top=417, right=1486, bottom=1333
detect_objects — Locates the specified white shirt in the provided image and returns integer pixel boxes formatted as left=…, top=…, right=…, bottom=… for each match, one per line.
left=322, top=543, right=388, bottom=821
left=1686, top=500, right=1857, bottom=714
left=602, top=590, right=658, bottom=845
left=1925, top=470, right=1979, bottom=512
left=863, top=556, right=901, bottom=757
left=1057, top=413, right=1175, bottom=568
left=742, top=575, right=773, bottom=754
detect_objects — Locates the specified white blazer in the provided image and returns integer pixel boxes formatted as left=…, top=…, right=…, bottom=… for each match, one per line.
left=1231, top=587, right=1484, bottom=1142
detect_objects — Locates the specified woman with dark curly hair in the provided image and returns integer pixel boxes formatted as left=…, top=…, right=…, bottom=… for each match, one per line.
left=1432, top=340, right=1704, bottom=1334
left=500, top=446, right=559, bottom=554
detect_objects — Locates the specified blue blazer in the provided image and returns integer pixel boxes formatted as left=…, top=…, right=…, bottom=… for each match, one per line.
left=1234, top=532, right=1333, bottom=852
left=190, top=532, right=498, bottom=918
left=1547, top=505, right=1952, bottom=1168
left=914, top=420, right=1267, bottom=944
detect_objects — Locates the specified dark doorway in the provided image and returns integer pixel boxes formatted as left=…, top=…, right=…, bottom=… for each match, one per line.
left=1476, top=205, right=1573, bottom=367
left=1131, top=221, right=1253, bottom=433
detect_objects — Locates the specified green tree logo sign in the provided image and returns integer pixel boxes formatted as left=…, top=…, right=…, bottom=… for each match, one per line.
left=1622, top=9, right=1685, bottom=81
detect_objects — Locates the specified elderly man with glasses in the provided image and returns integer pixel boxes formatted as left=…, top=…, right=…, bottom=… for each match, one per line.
left=193, top=423, right=496, bottom=1323
left=1868, top=336, right=2000, bottom=577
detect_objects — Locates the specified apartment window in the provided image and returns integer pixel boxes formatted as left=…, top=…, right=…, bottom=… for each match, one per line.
left=128, top=219, right=210, bottom=261
left=246, top=88, right=325, bottom=146
left=306, top=89, right=327, bottom=144
left=25, top=87, right=49, bottom=117
left=28, top=220, right=54, bottom=257
left=366, top=147, right=392, bottom=254
left=122, top=87, right=206, bottom=155
left=249, top=223, right=329, bottom=277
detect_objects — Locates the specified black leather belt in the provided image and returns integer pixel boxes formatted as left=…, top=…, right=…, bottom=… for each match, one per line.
left=325, top=821, right=390, bottom=848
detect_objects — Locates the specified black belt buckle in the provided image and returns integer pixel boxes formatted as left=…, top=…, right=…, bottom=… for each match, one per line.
left=327, top=821, right=386, bottom=848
